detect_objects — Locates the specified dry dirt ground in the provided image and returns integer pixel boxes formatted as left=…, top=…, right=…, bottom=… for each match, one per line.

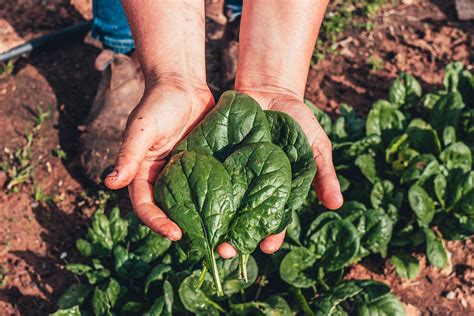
left=0, top=1, right=473, bottom=315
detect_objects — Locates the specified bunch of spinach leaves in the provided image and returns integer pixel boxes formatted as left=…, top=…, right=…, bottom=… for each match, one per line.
left=155, top=91, right=316, bottom=294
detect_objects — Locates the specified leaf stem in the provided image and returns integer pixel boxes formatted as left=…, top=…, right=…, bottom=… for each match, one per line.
left=207, top=249, right=224, bottom=296
left=292, top=287, right=315, bottom=316
left=196, top=264, right=207, bottom=290
left=205, top=298, right=227, bottom=314
left=238, top=254, right=249, bottom=282
left=254, top=283, right=262, bottom=301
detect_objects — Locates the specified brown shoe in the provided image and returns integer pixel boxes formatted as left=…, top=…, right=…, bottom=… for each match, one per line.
left=80, top=51, right=144, bottom=183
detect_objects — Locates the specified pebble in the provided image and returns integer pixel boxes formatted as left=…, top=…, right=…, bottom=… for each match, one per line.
left=446, top=291, right=456, bottom=300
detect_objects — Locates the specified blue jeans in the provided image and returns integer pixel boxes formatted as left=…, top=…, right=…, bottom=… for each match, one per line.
left=92, top=0, right=242, bottom=54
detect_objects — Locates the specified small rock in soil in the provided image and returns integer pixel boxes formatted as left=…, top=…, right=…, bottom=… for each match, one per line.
left=446, top=291, right=456, bottom=300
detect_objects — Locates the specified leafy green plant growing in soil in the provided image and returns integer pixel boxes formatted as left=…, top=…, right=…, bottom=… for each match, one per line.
left=308, top=62, right=473, bottom=278
left=1, top=128, right=34, bottom=192
left=1, top=105, right=51, bottom=192
left=0, top=60, right=14, bottom=77
left=54, top=203, right=404, bottom=316
left=54, top=63, right=472, bottom=315
left=367, top=54, right=384, bottom=71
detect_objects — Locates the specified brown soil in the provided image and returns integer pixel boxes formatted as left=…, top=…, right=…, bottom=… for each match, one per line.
left=346, top=238, right=474, bottom=315
left=0, top=0, right=472, bottom=315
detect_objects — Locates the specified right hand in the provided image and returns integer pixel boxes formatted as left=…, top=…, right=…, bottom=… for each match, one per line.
left=104, top=80, right=215, bottom=242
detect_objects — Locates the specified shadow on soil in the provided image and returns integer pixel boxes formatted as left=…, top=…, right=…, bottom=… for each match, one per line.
left=1, top=199, right=91, bottom=314
left=0, top=286, right=50, bottom=316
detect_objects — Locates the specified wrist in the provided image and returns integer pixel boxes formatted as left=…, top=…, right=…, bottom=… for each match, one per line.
left=235, top=75, right=304, bottom=100
left=144, top=69, right=209, bottom=95
left=235, top=70, right=304, bottom=101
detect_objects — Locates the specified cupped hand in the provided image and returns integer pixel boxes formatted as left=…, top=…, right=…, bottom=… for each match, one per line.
left=218, top=90, right=343, bottom=257
left=104, top=81, right=215, bottom=241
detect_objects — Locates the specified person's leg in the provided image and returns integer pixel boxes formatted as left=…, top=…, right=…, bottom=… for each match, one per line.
left=222, top=0, right=242, bottom=89
left=81, top=0, right=143, bottom=183
left=225, top=0, right=242, bottom=23
left=91, top=0, right=135, bottom=54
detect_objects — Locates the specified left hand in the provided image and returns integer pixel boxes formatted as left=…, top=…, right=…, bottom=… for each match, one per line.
left=217, top=90, right=343, bottom=257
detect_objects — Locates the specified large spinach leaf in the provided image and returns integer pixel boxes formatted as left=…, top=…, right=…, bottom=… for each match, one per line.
left=307, top=218, right=360, bottom=271
left=173, top=90, right=271, bottom=160
left=280, top=247, right=318, bottom=288
left=155, top=151, right=235, bottom=295
left=224, top=143, right=292, bottom=280
left=178, top=271, right=225, bottom=315
left=266, top=110, right=316, bottom=222
left=366, top=100, right=405, bottom=143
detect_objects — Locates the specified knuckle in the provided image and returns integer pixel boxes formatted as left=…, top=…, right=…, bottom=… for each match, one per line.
left=312, top=137, right=333, bottom=160
left=116, top=146, right=135, bottom=162
left=321, top=136, right=333, bottom=151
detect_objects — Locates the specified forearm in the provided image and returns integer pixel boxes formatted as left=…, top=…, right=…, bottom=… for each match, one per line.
left=235, top=0, right=329, bottom=99
left=122, top=0, right=207, bottom=88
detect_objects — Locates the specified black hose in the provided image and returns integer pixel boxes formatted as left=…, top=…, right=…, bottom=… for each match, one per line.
left=0, top=21, right=92, bottom=63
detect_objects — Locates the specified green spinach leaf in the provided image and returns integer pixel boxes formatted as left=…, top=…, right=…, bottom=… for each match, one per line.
left=266, top=110, right=316, bottom=216
left=57, top=284, right=92, bottom=309
left=173, top=91, right=271, bottom=160
left=178, top=271, right=225, bottom=315
left=280, top=247, right=317, bottom=288
left=408, top=185, right=435, bottom=227
left=424, top=228, right=450, bottom=269
left=389, top=72, right=422, bottom=108
left=307, top=219, right=360, bottom=270
left=155, top=151, right=235, bottom=295
left=224, top=143, right=291, bottom=255
left=390, top=253, right=420, bottom=279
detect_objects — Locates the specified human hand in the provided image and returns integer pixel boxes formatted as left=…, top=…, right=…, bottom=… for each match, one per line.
left=104, top=80, right=215, bottom=241
left=217, top=89, right=343, bottom=257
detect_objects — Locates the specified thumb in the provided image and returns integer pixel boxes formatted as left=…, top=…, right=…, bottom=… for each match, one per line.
left=105, top=112, right=156, bottom=189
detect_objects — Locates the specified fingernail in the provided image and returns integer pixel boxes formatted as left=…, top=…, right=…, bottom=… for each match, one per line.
left=266, top=246, right=278, bottom=254
left=168, top=228, right=182, bottom=241
left=106, top=169, right=119, bottom=181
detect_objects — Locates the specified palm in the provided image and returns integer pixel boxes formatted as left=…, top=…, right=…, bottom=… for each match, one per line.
left=244, top=91, right=343, bottom=210
left=106, top=84, right=215, bottom=240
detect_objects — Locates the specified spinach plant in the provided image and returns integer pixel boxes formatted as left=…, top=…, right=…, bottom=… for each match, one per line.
left=310, top=62, right=473, bottom=278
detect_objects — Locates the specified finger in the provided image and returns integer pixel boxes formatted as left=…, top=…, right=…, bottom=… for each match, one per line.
left=311, top=135, right=343, bottom=210
left=260, top=230, right=286, bottom=254
left=129, top=177, right=182, bottom=241
left=105, top=108, right=157, bottom=190
left=217, top=242, right=237, bottom=259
